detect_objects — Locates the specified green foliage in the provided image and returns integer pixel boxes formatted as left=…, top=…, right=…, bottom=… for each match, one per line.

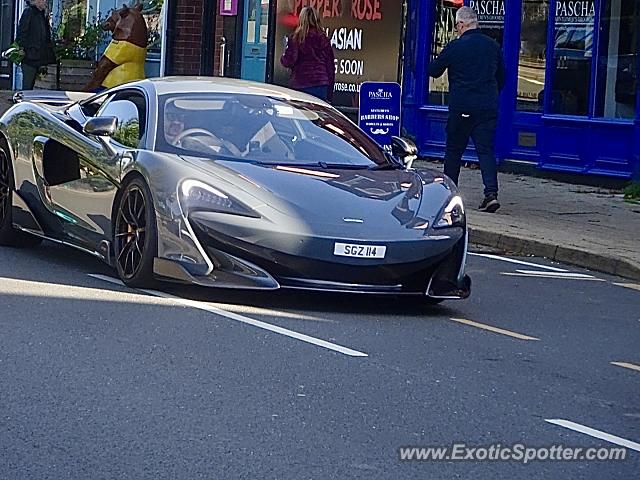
left=113, top=119, right=141, bottom=148
left=52, top=3, right=108, bottom=61
left=623, top=182, right=640, bottom=201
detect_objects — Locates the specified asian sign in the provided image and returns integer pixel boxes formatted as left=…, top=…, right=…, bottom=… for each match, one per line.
left=358, top=82, right=401, bottom=153
left=272, top=0, right=404, bottom=109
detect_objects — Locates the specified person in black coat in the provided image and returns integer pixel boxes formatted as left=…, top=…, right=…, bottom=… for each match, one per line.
left=429, top=6, right=505, bottom=213
left=15, top=0, right=56, bottom=90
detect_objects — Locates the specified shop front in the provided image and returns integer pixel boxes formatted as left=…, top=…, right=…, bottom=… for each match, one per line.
left=4, top=1, right=637, bottom=179
left=252, top=0, right=640, bottom=179
left=402, top=0, right=640, bottom=179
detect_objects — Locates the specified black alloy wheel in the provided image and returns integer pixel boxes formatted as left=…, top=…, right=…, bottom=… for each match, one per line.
left=114, top=178, right=157, bottom=287
left=0, top=140, right=41, bottom=247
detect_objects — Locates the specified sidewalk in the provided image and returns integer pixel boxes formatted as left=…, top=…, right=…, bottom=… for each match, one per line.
left=417, top=160, right=640, bottom=281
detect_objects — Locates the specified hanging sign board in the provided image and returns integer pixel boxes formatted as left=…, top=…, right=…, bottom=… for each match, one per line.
left=220, top=0, right=238, bottom=16
left=358, top=81, right=401, bottom=153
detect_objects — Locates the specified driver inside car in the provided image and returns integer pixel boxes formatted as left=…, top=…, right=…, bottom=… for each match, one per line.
left=163, top=102, right=242, bottom=156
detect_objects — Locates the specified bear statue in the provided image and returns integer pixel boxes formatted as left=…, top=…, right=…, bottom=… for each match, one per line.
left=84, top=3, right=148, bottom=92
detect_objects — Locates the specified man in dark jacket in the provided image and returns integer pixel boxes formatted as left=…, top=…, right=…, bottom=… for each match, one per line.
left=15, top=0, right=56, bottom=90
left=429, top=7, right=505, bottom=212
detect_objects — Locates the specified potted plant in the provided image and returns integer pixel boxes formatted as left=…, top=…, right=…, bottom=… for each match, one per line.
left=36, top=4, right=108, bottom=91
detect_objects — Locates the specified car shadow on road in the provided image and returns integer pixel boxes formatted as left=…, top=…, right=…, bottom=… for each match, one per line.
left=0, top=240, right=463, bottom=318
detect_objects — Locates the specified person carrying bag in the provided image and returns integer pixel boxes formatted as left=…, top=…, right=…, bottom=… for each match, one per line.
left=14, top=0, right=56, bottom=90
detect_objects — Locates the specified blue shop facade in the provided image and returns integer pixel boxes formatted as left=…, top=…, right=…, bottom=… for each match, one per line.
left=401, top=0, right=640, bottom=179
left=267, top=0, right=639, bottom=179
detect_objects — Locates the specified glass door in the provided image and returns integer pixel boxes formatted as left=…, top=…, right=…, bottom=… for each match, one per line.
left=241, top=0, right=269, bottom=81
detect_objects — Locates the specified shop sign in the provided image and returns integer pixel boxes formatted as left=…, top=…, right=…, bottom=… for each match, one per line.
left=273, top=0, right=404, bottom=109
left=469, top=0, right=505, bottom=23
left=220, top=0, right=238, bottom=16
left=555, top=0, right=595, bottom=24
left=358, top=81, right=401, bottom=153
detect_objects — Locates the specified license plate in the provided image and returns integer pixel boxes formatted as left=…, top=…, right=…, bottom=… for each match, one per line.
left=333, top=243, right=386, bottom=259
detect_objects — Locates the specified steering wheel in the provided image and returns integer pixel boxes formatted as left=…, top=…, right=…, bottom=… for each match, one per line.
left=173, top=128, right=220, bottom=146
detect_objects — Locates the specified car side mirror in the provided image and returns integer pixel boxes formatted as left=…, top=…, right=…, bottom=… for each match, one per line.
left=391, top=136, right=418, bottom=169
left=84, top=116, right=118, bottom=136
left=84, top=117, right=118, bottom=157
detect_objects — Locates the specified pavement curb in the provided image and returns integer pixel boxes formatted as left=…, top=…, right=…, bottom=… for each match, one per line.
left=469, top=227, right=640, bottom=281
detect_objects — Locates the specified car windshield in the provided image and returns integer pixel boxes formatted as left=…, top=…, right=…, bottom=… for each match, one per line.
left=156, top=93, right=392, bottom=168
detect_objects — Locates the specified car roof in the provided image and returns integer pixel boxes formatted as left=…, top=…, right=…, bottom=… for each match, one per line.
left=137, top=77, right=329, bottom=105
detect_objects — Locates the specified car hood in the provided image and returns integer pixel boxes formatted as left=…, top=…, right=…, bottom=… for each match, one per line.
left=180, top=156, right=456, bottom=236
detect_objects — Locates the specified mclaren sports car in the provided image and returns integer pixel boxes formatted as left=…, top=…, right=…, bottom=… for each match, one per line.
left=0, top=77, right=470, bottom=301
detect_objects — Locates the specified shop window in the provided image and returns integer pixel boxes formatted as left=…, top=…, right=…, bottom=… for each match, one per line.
left=550, top=0, right=595, bottom=116
left=594, top=0, right=638, bottom=119
left=517, top=0, right=549, bottom=112
left=247, top=0, right=269, bottom=44
left=428, top=0, right=461, bottom=106
left=470, top=0, right=505, bottom=46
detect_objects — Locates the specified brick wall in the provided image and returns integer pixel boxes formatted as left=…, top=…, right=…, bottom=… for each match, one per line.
left=171, top=0, right=205, bottom=75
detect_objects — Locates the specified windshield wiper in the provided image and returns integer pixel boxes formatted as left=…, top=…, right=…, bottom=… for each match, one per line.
left=259, top=161, right=371, bottom=169
left=317, top=161, right=371, bottom=169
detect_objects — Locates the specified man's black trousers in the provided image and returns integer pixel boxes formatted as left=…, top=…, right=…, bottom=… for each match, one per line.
left=444, top=109, right=499, bottom=197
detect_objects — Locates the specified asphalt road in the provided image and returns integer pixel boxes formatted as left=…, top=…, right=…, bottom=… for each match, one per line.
left=0, top=242, right=638, bottom=479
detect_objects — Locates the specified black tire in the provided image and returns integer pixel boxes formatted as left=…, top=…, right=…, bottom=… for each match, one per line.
left=0, top=139, right=42, bottom=247
left=113, top=177, right=158, bottom=288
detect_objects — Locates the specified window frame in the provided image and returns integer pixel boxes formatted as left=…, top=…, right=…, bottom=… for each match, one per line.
left=543, top=0, right=638, bottom=121
left=94, top=88, right=149, bottom=149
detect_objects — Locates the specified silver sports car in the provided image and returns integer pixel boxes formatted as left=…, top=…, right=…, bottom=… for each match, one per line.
left=0, top=77, right=470, bottom=301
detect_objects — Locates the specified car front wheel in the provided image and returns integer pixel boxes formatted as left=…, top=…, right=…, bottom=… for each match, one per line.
left=114, top=177, right=158, bottom=287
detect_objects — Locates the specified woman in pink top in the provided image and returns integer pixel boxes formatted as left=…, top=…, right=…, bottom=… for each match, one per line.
left=280, top=7, right=335, bottom=102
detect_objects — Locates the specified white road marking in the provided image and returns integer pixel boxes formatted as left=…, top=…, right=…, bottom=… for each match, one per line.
left=611, top=362, right=640, bottom=373
left=545, top=419, right=640, bottom=452
left=449, top=317, right=539, bottom=341
left=469, top=253, right=568, bottom=272
left=613, top=283, right=640, bottom=292
left=515, top=270, right=596, bottom=279
left=88, top=274, right=368, bottom=357
left=500, top=272, right=605, bottom=281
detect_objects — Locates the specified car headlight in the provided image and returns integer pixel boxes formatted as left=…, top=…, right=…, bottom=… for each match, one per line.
left=179, top=179, right=259, bottom=218
left=434, top=195, right=465, bottom=228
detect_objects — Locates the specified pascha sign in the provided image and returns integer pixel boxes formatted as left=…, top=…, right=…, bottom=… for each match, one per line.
left=469, top=0, right=505, bottom=23
left=555, top=0, right=595, bottom=24
left=272, top=0, right=404, bottom=109
left=358, top=82, right=401, bottom=153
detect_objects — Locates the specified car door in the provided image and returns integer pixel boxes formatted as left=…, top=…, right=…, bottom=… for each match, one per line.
left=45, top=89, right=148, bottom=253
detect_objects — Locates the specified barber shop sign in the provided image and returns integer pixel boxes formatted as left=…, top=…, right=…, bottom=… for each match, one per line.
left=358, top=82, right=401, bottom=153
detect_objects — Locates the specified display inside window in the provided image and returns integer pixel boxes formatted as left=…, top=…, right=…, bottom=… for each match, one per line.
left=517, top=0, right=548, bottom=112
left=594, top=0, right=638, bottom=119
left=428, top=0, right=461, bottom=106
left=551, top=0, right=595, bottom=115
left=470, top=0, right=505, bottom=46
